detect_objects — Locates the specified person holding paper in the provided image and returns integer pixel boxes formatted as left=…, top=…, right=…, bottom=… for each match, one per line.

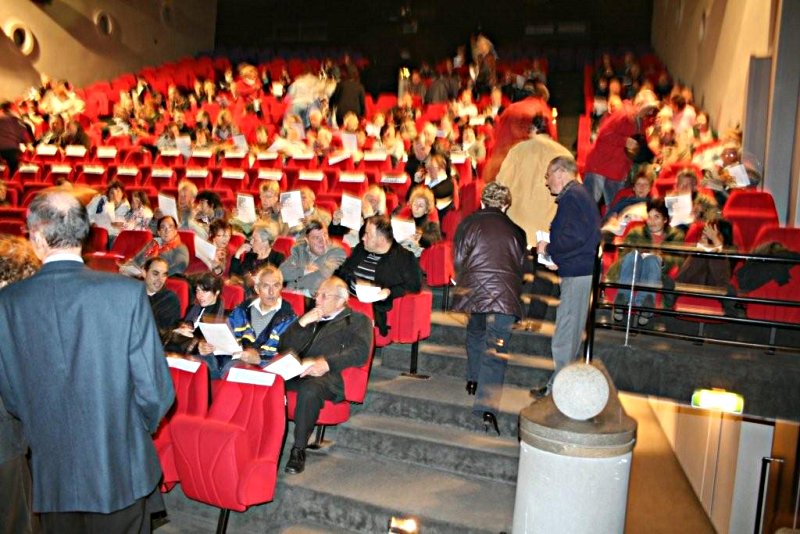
left=329, top=184, right=387, bottom=244
left=85, top=180, right=131, bottom=241
left=280, top=277, right=372, bottom=475
left=281, top=219, right=347, bottom=297
left=224, top=266, right=297, bottom=370
left=123, top=215, right=190, bottom=277
left=666, top=169, right=719, bottom=232
left=286, top=187, right=332, bottom=239
left=166, top=272, right=225, bottom=356
left=533, top=156, right=601, bottom=397
left=206, top=219, right=237, bottom=277
left=336, top=215, right=422, bottom=336
left=123, top=191, right=154, bottom=231
left=412, top=152, right=456, bottom=222
left=452, top=182, right=526, bottom=435
left=0, top=191, right=174, bottom=532
left=395, top=186, right=442, bottom=257
left=606, top=198, right=684, bottom=326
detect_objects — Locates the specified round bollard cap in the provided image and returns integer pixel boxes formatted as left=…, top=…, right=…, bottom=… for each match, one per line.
left=553, top=363, right=610, bottom=420
left=519, top=361, right=637, bottom=458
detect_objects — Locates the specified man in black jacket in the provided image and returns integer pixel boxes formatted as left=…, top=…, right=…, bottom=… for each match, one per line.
left=452, top=182, right=527, bottom=435
left=336, top=215, right=422, bottom=335
left=281, top=277, right=373, bottom=474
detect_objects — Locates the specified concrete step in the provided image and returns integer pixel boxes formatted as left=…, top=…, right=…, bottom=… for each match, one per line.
left=428, top=311, right=554, bottom=357
left=380, top=342, right=553, bottom=388
left=336, top=412, right=519, bottom=484
left=277, top=449, right=515, bottom=534
left=362, top=368, right=536, bottom=437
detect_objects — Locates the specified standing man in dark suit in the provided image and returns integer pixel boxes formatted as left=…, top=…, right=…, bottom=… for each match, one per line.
left=0, top=191, right=175, bottom=533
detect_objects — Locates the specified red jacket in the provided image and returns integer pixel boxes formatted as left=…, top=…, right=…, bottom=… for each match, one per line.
left=584, top=103, right=638, bottom=182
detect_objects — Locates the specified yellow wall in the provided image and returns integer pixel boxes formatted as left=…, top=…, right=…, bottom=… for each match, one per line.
left=651, top=0, right=771, bottom=131
left=0, top=0, right=217, bottom=99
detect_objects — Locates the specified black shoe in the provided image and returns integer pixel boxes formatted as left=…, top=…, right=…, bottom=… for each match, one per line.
left=465, top=380, right=477, bottom=395
left=285, top=447, right=306, bottom=474
left=482, top=412, right=500, bottom=436
left=529, top=385, right=549, bottom=398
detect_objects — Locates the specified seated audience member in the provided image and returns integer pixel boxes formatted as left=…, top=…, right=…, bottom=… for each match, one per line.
left=39, top=115, right=65, bottom=146
left=378, top=123, right=406, bottom=166
left=281, top=220, right=347, bottom=297
left=143, top=257, right=182, bottom=336
left=281, top=276, right=373, bottom=475
left=461, top=126, right=486, bottom=169
left=607, top=198, right=684, bottom=326
left=202, top=266, right=298, bottom=379
left=194, top=109, right=213, bottom=139
left=230, top=223, right=285, bottom=298
left=155, top=122, right=181, bottom=151
left=336, top=215, right=423, bottom=335
left=249, top=125, right=272, bottom=155
left=166, top=272, right=225, bottom=355
left=61, top=120, right=91, bottom=149
left=123, top=191, right=154, bottom=231
left=194, top=190, right=226, bottom=237
left=673, top=219, right=737, bottom=312
left=411, top=152, right=456, bottom=222
left=0, top=235, right=40, bottom=534
left=86, top=180, right=131, bottom=241
left=123, top=215, right=190, bottom=277
left=667, top=169, right=718, bottom=230
left=0, top=179, right=9, bottom=206
left=286, top=187, right=332, bottom=238
left=212, top=109, right=240, bottom=143
left=39, top=79, right=85, bottom=118
left=605, top=168, right=654, bottom=220
left=398, top=185, right=442, bottom=257
left=329, top=184, right=387, bottom=245
left=256, top=181, right=286, bottom=236
left=207, top=219, right=237, bottom=276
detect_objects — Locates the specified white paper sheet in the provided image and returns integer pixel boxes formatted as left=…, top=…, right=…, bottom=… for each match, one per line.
left=727, top=164, right=751, bottom=188
left=665, top=194, right=694, bottom=227
left=327, top=152, right=350, bottom=166
left=198, top=322, right=242, bottom=355
left=355, top=284, right=384, bottom=303
left=237, top=193, right=257, bottom=224
left=340, top=193, right=363, bottom=231
left=232, top=134, right=248, bottom=153
left=363, top=150, right=387, bottom=162
left=341, top=132, right=359, bottom=154
left=271, top=82, right=284, bottom=97
left=194, top=235, right=218, bottom=270
left=176, top=136, right=193, bottom=159
left=158, top=194, right=179, bottom=222
left=65, top=145, right=87, bottom=157
left=263, top=354, right=313, bottom=380
left=391, top=217, right=417, bottom=244
left=535, top=230, right=557, bottom=268
left=280, top=190, right=304, bottom=228
left=166, top=357, right=202, bottom=373
left=227, top=367, right=276, bottom=386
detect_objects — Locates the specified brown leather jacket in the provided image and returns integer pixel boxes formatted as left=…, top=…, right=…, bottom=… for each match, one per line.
left=451, top=207, right=527, bottom=317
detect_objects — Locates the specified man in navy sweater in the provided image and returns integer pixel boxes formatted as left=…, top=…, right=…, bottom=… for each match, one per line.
left=536, top=155, right=601, bottom=394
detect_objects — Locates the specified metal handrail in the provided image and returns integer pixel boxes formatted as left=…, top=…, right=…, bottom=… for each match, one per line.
left=585, top=238, right=800, bottom=354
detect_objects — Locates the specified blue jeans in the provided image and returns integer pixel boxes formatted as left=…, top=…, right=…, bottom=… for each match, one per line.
left=583, top=172, right=625, bottom=207
left=466, top=313, right=515, bottom=416
left=199, top=354, right=234, bottom=380
left=616, top=251, right=662, bottom=306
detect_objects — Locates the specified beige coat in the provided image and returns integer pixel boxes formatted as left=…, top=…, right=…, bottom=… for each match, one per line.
left=495, top=135, right=572, bottom=243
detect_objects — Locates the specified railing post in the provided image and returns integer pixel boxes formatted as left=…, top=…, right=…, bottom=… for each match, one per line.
left=583, top=243, right=604, bottom=363
left=623, top=250, right=639, bottom=346
left=754, top=456, right=783, bottom=534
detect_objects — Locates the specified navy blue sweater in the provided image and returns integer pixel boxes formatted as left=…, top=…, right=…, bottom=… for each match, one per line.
left=548, top=181, right=601, bottom=277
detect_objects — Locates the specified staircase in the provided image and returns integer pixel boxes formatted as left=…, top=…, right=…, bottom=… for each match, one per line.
left=160, top=311, right=555, bottom=533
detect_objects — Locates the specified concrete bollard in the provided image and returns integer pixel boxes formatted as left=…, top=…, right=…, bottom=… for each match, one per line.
left=512, top=361, right=637, bottom=534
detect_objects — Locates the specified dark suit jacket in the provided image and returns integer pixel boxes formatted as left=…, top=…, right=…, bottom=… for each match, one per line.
left=0, top=260, right=175, bottom=514
left=278, top=307, right=372, bottom=402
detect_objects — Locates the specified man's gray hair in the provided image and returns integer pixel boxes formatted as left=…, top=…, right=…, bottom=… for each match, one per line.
left=27, top=191, right=89, bottom=249
left=481, top=181, right=512, bottom=209
left=548, top=155, right=578, bottom=177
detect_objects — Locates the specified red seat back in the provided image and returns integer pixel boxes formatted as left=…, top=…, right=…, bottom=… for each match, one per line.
left=171, top=373, right=286, bottom=511
left=110, top=230, right=153, bottom=260
left=419, top=241, right=455, bottom=287
left=281, top=290, right=306, bottom=315
left=272, top=236, right=296, bottom=257
left=376, top=291, right=433, bottom=347
left=165, top=277, right=190, bottom=317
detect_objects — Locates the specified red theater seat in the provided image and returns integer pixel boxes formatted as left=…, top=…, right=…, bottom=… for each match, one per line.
left=420, top=241, right=455, bottom=310
left=165, top=277, right=190, bottom=317
left=171, top=371, right=286, bottom=533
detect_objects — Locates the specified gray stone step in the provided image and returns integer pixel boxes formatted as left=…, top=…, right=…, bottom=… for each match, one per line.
left=276, top=449, right=515, bottom=534
left=362, top=368, right=536, bottom=437
left=428, top=311, right=554, bottom=356
left=380, top=342, right=553, bottom=388
left=336, top=412, right=519, bottom=484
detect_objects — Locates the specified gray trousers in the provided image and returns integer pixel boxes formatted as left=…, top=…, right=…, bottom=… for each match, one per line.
left=550, top=275, right=593, bottom=384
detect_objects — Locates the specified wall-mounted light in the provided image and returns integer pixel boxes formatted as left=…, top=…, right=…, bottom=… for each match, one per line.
left=388, top=516, right=419, bottom=533
left=3, top=19, right=36, bottom=56
left=691, top=388, right=744, bottom=414
left=93, top=11, right=117, bottom=37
